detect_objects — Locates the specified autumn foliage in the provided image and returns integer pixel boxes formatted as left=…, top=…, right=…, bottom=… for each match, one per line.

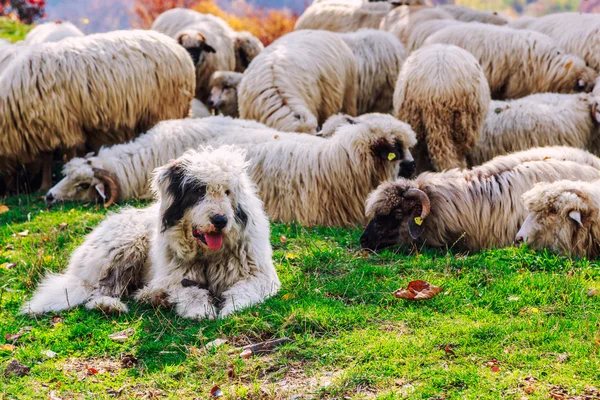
left=133, top=0, right=299, bottom=46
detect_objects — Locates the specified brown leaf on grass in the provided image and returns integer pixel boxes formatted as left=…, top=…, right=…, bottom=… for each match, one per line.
left=210, top=385, right=223, bottom=397
left=5, top=327, right=31, bottom=342
left=227, top=363, right=235, bottom=379
left=0, top=205, right=8, bottom=214
left=239, top=338, right=293, bottom=358
left=393, top=280, right=443, bottom=300
left=556, top=352, right=569, bottom=363
left=109, top=328, right=135, bottom=342
left=0, top=344, right=15, bottom=351
left=490, top=365, right=500, bottom=373
left=50, top=316, right=64, bottom=326
left=587, top=289, right=598, bottom=297
left=121, top=354, right=138, bottom=368
left=279, top=235, right=287, bottom=244
left=58, top=223, right=68, bottom=230
left=442, top=344, right=456, bottom=356
left=86, top=365, right=99, bottom=375
left=17, top=230, right=29, bottom=237
left=4, top=359, right=30, bottom=377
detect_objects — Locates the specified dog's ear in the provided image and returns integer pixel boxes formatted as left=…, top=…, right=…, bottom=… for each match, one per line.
left=202, top=42, right=216, bottom=54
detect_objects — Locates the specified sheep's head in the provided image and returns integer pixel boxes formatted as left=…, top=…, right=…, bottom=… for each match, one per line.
left=338, top=113, right=418, bottom=179
left=233, top=31, right=263, bottom=72
left=516, top=181, right=599, bottom=257
left=177, top=31, right=216, bottom=66
left=360, top=180, right=430, bottom=250
left=45, top=155, right=120, bottom=208
left=556, top=58, right=597, bottom=94
left=208, top=71, right=242, bottom=117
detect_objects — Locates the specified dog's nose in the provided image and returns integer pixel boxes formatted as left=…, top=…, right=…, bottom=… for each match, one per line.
left=399, top=160, right=416, bottom=178
left=210, top=214, right=228, bottom=231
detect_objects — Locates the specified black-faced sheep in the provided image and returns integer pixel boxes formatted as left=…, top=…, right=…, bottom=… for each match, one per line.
left=472, top=93, right=600, bottom=164
left=360, top=147, right=600, bottom=252
left=151, top=8, right=263, bottom=102
left=45, top=114, right=417, bottom=227
left=393, top=44, right=490, bottom=172
left=295, top=0, right=391, bottom=32
left=208, top=71, right=243, bottom=117
left=0, top=30, right=195, bottom=191
left=516, top=180, right=600, bottom=258
left=424, top=23, right=598, bottom=99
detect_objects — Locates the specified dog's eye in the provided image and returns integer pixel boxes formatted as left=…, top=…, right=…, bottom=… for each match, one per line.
left=225, top=189, right=231, bottom=196
left=78, top=183, right=91, bottom=190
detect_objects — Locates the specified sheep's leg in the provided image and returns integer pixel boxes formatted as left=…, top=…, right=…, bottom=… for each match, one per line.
left=219, top=273, right=278, bottom=318
left=39, top=152, right=54, bottom=192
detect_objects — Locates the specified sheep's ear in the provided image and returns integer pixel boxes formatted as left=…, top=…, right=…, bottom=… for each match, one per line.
left=202, top=43, right=216, bottom=54
left=569, top=210, right=583, bottom=227
left=372, top=139, right=401, bottom=162
left=407, top=214, right=425, bottom=239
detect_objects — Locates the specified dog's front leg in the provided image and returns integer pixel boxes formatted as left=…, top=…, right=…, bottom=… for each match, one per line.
left=220, top=273, right=279, bottom=318
left=171, top=286, right=216, bottom=320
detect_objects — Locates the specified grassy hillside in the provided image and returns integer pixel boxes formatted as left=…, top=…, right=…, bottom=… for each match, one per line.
left=1, top=194, right=599, bottom=398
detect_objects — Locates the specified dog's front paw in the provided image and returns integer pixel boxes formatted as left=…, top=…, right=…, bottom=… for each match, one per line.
left=85, top=296, right=129, bottom=314
left=134, top=286, right=170, bottom=307
left=175, top=300, right=216, bottom=320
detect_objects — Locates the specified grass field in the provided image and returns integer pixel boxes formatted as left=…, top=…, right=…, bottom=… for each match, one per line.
left=1, top=193, right=600, bottom=399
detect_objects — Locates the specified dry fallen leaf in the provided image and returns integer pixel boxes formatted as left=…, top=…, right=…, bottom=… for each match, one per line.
left=0, top=344, right=15, bottom=351
left=281, top=293, right=295, bottom=301
left=210, top=385, right=223, bottom=397
left=587, top=289, right=598, bottom=297
left=58, top=222, right=68, bottom=230
left=491, top=366, right=500, bottom=373
left=240, top=349, right=252, bottom=359
left=50, top=316, right=64, bottom=326
left=121, top=354, right=138, bottom=368
left=442, top=344, right=455, bottom=356
left=227, top=363, right=235, bottom=379
left=109, top=328, right=135, bottom=342
left=205, top=339, right=227, bottom=350
left=86, top=365, right=99, bottom=375
left=279, top=235, right=287, bottom=244
left=4, top=359, right=30, bottom=377
left=393, top=280, right=443, bottom=300
left=0, top=205, right=8, bottom=214
left=42, top=350, right=57, bottom=359
left=17, top=230, right=29, bottom=237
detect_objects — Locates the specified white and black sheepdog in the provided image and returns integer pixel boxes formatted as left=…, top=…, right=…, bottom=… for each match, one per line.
left=22, top=146, right=280, bottom=319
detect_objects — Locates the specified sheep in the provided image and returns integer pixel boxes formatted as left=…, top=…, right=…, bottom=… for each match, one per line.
left=406, top=19, right=462, bottom=51
left=45, top=114, right=418, bottom=227
left=424, top=23, right=598, bottom=99
left=24, top=21, right=84, bottom=44
left=438, top=5, right=508, bottom=25
left=295, top=0, right=392, bottom=32
left=515, top=13, right=600, bottom=72
left=0, top=30, right=195, bottom=191
left=472, top=93, right=600, bottom=165
left=360, top=147, right=600, bottom=252
left=507, top=16, right=536, bottom=29
left=238, top=30, right=358, bottom=133
left=151, top=8, right=263, bottom=102
left=516, top=180, right=600, bottom=258
left=380, top=5, right=455, bottom=46
left=339, top=29, right=406, bottom=114
left=208, top=71, right=242, bottom=117
left=393, top=44, right=490, bottom=172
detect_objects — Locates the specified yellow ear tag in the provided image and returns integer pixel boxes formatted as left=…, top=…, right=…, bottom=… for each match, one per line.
left=414, top=216, right=423, bottom=226
left=388, top=152, right=397, bottom=161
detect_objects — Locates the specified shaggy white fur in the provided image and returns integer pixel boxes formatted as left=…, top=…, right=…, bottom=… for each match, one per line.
left=23, top=146, right=280, bottom=320
left=438, top=5, right=507, bottom=25
left=393, top=44, right=490, bottom=172
left=472, top=93, right=600, bottom=164
left=152, top=8, right=263, bottom=102
left=238, top=30, right=358, bottom=133
left=0, top=30, right=195, bottom=186
left=295, top=0, right=391, bottom=32
left=507, top=16, right=536, bottom=29
left=46, top=114, right=417, bottom=227
left=515, top=13, right=600, bottom=72
left=517, top=179, right=600, bottom=258
left=361, top=147, right=600, bottom=252
left=406, top=19, right=462, bottom=51
left=424, top=22, right=598, bottom=99
left=191, top=99, right=211, bottom=118
left=380, top=5, right=455, bottom=46
left=24, top=21, right=84, bottom=44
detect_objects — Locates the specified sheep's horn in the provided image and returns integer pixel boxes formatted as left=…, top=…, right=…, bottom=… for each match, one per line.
left=565, top=189, right=588, bottom=201
left=405, top=188, right=430, bottom=220
left=92, top=168, right=120, bottom=208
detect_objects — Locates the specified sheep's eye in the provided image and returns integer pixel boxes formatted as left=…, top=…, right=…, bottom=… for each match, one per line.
left=78, top=183, right=91, bottom=190
left=576, top=79, right=586, bottom=91
left=225, top=189, right=231, bottom=196
left=548, top=207, right=557, bottom=215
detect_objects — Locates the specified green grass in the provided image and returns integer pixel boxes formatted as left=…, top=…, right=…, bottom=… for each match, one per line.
left=0, top=18, right=31, bottom=43
left=1, top=194, right=600, bottom=399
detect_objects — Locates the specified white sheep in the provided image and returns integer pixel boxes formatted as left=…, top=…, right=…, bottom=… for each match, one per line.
left=151, top=8, right=263, bottom=102
left=0, top=30, right=195, bottom=191
left=339, top=29, right=406, bottom=114
left=24, top=21, right=84, bottom=44
left=514, top=13, right=600, bottom=72
left=438, top=5, right=507, bottom=25
left=393, top=44, right=490, bottom=172
left=424, top=22, right=598, bottom=99
left=295, top=0, right=391, bottom=32
left=516, top=179, right=600, bottom=258
left=208, top=71, right=243, bottom=117
left=361, top=147, right=600, bottom=252
left=472, top=93, right=600, bottom=165
left=191, top=99, right=211, bottom=118
left=45, top=114, right=418, bottom=227
left=507, top=16, right=536, bottom=29
left=238, top=30, right=358, bottom=133
left=406, top=19, right=462, bottom=51
left=380, top=5, right=455, bottom=46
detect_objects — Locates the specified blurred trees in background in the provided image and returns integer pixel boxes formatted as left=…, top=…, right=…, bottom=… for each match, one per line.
left=133, top=0, right=298, bottom=45
left=0, top=0, right=46, bottom=24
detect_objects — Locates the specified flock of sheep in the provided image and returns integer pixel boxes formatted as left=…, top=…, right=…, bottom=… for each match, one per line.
left=4, top=0, right=600, bottom=317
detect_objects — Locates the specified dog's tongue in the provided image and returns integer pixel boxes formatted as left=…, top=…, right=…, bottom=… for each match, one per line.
left=205, top=233, right=223, bottom=250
